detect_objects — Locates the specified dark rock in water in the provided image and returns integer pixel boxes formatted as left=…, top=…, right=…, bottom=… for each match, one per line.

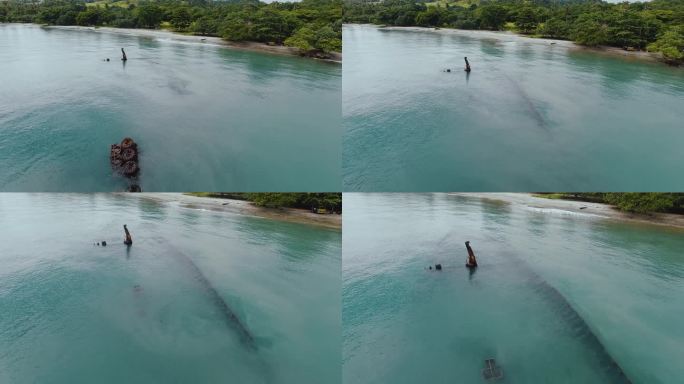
left=101, top=241, right=107, bottom=246
left=435, top=264, right=442, bottom=270
left=429, top=266, right=432, bottom=270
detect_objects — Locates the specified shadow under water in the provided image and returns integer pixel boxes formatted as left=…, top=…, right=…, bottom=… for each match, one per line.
left=508, top=255, right=633, bottom=383
left=157, top=239, right=256, bottom=350
left=502, top=73, right=548, bottom=130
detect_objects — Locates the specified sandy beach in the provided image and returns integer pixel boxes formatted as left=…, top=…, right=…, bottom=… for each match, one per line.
left=44, top=25, right=342, bottom=63
left=378, top=25, right=665, bottom=64
left=452, top=193, right=684, bottom=230
left=124, top=193, right=341, bottom=230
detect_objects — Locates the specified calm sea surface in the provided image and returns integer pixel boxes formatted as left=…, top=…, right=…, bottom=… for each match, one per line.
left=0, top=24, right=341, bottom=191
left=344, top=193, right=684, bottom=383
left=343, top=25, right=684, bottom=191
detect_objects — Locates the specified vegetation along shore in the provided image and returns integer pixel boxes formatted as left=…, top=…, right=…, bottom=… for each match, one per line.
left=454, top=193, right=684, bottom=230
left=180, top=192, right=343, bottom=229
left=1, top=0, right=342, bottom=60
left=535, top=193, right=684, bottom=214
left=344, top=0, right=684, bottom=65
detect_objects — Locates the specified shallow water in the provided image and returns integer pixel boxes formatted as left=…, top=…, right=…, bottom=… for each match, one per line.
left=343, top=193, right=684, bottom=384
left=343, top=25, right=684, bottom=191
left=0, top=194, right=341, bottom=383
left=0, top=24, right=341, bottom=191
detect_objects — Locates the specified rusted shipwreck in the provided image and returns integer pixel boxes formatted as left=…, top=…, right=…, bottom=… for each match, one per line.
left=110, top=137, right=141, bottom=191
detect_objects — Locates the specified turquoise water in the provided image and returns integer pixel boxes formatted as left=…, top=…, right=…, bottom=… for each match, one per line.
left=343, top=193, right=684, bottom=383
left=0, top=194, right=341, bottom=383
left=343, top=25, right=684, bottom=191
left=0, top=24, right=341, bottom=191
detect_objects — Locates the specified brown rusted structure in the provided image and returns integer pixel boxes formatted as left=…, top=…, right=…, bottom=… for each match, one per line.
left=110, top=137, right=139, bottom=179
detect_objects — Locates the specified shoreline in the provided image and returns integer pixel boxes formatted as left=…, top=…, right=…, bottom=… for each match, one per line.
left=41, top=24, right=342, bottom=63
left=365, top=24, right=668, bottom=65
left=126, top=193, right=341, bottom=230
left=452, top=193, right=684, bottom=230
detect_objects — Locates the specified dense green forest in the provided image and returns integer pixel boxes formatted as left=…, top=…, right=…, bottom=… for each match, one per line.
left=0, top=0, right=342, bottom=56
left=540, top=193, right=684, bottom=214
left=189, top=192, right=343, bottom=211
left=344, top=0, right=684, bottom=64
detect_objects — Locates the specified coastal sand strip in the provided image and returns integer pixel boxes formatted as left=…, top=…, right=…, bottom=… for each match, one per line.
left=124, top=193, right=341, bottom=230
left=44, top=25, right=342, bottom=63
left=451, top=193, right=684, bottom=230
left=378, top=25, right=662, bottom=64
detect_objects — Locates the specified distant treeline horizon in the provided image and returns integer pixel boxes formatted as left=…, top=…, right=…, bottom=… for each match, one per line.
left=539, top=193, right=684, bottom=214
left=0, top=0, right=342, bottom=56
left=343, top=0, right=683, bottom=64
left=189, top=192, right=343, bottom=211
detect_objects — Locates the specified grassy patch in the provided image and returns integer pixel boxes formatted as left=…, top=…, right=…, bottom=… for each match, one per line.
left=532, top=193, right=568, bottom=200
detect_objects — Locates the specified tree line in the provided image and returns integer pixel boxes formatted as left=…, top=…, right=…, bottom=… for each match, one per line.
left=0, top=0, right=342, bottom=56
left=541, top=193, right=684, bottom=214
left=344, top=0, right=684, bottom=64
left=189, top=192, right=343, bottom=211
